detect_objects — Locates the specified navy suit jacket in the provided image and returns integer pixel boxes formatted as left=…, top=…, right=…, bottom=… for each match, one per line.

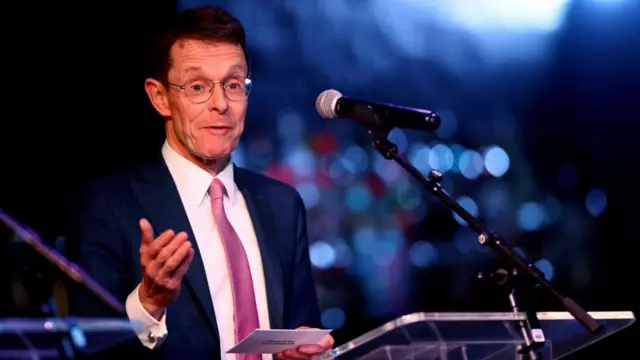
left=67, top=153, right=321, bottom=359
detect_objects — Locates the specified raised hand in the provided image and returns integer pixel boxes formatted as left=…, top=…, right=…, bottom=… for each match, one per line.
left=138, top=218, right=194, bottom=320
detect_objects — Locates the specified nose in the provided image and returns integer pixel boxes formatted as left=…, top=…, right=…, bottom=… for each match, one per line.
left=208, top=83, right=228, bottom=113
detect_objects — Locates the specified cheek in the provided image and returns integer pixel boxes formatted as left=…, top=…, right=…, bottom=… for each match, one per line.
left=232, top=104, right=248, bottom=131
left=177, top=104, right=207, bottom=136
left=235, top=113, right=246, bottom=132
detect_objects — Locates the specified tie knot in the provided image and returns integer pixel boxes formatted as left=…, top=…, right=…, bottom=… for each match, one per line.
left=208, top=178, right=226, bottom=200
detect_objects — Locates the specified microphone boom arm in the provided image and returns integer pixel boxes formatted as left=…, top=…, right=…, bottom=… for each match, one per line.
left=353, top=103, right=602, bottom=359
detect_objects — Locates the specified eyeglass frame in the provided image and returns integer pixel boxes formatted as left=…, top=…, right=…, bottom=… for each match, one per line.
left=167, top=74, right=253, bottom=104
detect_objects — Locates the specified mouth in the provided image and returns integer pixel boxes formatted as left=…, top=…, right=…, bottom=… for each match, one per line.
left=204, top=125, right=232, bottom=134
left=205, top=125, right=232, bottom=129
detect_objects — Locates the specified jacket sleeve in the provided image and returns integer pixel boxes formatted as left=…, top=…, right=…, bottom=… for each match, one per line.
left=65, top=182, right=160, bottom=359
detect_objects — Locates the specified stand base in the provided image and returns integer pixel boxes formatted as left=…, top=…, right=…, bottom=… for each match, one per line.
left=316, top=311, right=635, bottom=360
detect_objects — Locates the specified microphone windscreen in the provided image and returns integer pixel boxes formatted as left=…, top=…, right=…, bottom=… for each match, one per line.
left=315, top=89, right=342, bottom=119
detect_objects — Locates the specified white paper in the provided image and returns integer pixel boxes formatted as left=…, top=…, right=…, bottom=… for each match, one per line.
left=227, top=329, right=332, bottom=354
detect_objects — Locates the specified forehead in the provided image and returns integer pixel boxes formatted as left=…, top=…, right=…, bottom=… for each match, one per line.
left=169, top=39, right=247, bottom=79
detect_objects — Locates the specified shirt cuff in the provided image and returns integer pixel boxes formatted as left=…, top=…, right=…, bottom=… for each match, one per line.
left=125, top=284, right=168, bottom=349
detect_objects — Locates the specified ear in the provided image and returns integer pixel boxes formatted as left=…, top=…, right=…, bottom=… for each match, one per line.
left=144, top=78, right=171, bottom=117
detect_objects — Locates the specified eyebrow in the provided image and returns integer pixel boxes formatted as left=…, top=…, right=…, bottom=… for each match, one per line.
left=182, top=64, right=248, bottom=77
left=227, top=64, right=248, bottom=75
left=183, top=66, right=203, bottom=74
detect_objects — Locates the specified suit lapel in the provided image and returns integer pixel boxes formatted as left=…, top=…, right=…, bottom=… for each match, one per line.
left=235, top=167, right=284, bottom=330
left=130, top=155, right=218, bottom=337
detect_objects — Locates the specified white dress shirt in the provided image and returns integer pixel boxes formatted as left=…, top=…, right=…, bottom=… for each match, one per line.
left=125, top=141, right=271, bottom=360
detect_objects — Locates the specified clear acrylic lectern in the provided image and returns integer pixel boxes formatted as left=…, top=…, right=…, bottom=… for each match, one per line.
left=320, top=311, right=635, bottom=360
left=0, top=318, right=141, bottom=359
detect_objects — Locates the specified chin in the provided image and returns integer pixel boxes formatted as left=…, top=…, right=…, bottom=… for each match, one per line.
left=197, top=147, right=234, bottom=161
left=191, top=137, right=239, bottom=161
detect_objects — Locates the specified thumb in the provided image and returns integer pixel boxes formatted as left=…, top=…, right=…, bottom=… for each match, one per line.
left=139, top=218, right=155, bottom=244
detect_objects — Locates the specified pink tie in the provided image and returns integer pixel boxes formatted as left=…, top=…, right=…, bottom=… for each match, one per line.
left=209, top=178, right=261, bottom=360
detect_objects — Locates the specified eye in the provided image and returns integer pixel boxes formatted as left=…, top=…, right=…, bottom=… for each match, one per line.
left=225, top=79, right=245, bottom=92
left=187, top=79, right=212, bottom=93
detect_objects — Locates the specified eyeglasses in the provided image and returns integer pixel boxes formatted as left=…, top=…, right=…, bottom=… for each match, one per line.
left=168, top=75, right=253, bottom=104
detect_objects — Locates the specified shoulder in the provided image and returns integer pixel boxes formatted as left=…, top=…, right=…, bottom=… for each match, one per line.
left=73, top=160, right=155, bottom=210
left=234, top=166, right=303, bottom=203
left=78, top=165, right=144, bottom=197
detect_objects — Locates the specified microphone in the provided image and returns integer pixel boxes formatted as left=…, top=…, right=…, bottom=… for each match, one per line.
left=315, top=89, right=441, bottom=132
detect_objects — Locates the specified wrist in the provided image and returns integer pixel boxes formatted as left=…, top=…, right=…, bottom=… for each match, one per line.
left=138, top=290, right=164, bottom=321
left=143, top=302, right=164, bottom=321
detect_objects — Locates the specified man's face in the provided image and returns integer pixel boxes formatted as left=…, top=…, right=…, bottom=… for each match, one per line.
left=164, top=39, right=248, bottom=163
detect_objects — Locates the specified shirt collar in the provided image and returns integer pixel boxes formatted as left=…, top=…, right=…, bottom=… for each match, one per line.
left=161, top=141, right=238, bottom=206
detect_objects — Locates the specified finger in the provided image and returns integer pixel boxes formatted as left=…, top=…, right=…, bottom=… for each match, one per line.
left=160, top=238, right=192, bottom=277
left=297, top=344, right=325, bottom=355
left=141, top=229, right=175, bottom=270
left=279, top=348, right=310, bottom=360
left=171, top=248, right=194, bottom=280
left=298, top=333, right=334, bottom=356
left=155, top=232, right=188, bottom=266
left=146, top=229, right=176, bottom=258
left=318, top=334, right=335, bottom=349
left=139, top=218, right=155, bottom=244
left=145, top=232, right=182, bottom=280
left=163, top=248, right=194, bottom=291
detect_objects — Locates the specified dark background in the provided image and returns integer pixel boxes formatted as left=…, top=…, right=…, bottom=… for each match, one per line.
left=2, top=0, right=638, bottom=358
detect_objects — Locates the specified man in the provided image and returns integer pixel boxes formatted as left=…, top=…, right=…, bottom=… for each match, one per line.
left=68, top=5, right=334, bottom=360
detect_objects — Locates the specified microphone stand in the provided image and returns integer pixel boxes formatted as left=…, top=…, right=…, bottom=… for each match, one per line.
left=353, top=104, right=602, bottom=359
left=0, top=209, right=125, bottom=359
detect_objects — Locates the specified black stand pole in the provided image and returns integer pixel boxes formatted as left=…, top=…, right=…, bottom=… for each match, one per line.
left=48, top=295, right=85, bottom=360
left=0, top=209, right=125, bottom=359
left=479, top=267, right=547, bottom=359
left=353, top=104, right=603, bottom=359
